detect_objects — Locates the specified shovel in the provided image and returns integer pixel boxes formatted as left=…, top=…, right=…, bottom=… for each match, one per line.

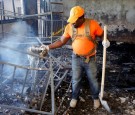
left=99, top=25, right=111, bottom=112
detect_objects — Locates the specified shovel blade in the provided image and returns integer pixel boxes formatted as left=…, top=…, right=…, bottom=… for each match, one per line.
left=100, top=98, right=111, bottom=113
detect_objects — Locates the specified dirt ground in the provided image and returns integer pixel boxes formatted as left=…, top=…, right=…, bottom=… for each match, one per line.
left=17, top=42, right=135, bottom=115
left=54, top=42, right=135, bottom=115
left=54, top=78, right=135, bottom=115
left=0, top=42, right=135, bottom=115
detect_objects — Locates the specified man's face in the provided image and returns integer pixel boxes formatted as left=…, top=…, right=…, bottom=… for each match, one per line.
left=73, top=16, right=85, bottom=28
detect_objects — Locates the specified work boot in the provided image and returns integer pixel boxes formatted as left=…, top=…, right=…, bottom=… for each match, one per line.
left=94, top=99, right=100, bottom=109
left=70, top=99, right=77, bottom=108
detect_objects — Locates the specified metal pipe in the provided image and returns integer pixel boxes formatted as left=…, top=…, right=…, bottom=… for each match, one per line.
left=51, top=12, right=53, bottom=43
left=50, top=58, right=55, bottom=115
left=11, top=66, right=16, bottom=91
left=0, top=12, right=52, bottom=19
left=21, top=69, right=29, bottom=95
left=0, top=45, right=48, bottom=60
left=0, top=104, right=53, bottom=115
left=12, top=0, right=16, bottom=17
left=0, top=61, right=49, bottom=71
left=39, top=71, right=51, bottom=110
left=1, top=1, right=4, bottom=38
left=54, top=70, right=69, bottom=91
left=0, top=64, right=4, bottom=77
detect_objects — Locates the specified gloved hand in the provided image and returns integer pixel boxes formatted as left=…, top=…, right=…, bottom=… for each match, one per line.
left=40, top=45, right=49, bottom=51
left=39, top=45, right=49, bottom=57
left=102, top=39, right=110, bottom=48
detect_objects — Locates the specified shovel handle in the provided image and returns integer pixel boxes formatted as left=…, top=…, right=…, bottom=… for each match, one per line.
left=100, top=25, right=107, bottom=99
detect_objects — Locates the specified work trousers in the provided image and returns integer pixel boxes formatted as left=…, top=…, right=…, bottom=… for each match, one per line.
left=71, top=53, right=99, bottom=100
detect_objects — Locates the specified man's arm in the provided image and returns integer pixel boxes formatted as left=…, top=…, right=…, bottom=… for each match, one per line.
left=38, top=36, right=70, bottom=57
left=48, top=36, right=70, bottom=49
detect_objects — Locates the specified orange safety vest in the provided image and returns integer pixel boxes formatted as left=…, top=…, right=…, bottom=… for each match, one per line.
left=71, top=19, right=97, bottom=57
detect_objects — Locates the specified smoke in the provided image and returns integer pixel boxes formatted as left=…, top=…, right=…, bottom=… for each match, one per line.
left=0, top=21, right=39, bottom=78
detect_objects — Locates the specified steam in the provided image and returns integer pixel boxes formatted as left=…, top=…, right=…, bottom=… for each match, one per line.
left=0, top=21, right=39, bottom=78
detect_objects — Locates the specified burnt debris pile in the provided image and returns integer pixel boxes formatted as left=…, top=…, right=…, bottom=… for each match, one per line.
left=0, top=41, right=135, bottom=114
left=97, top=41, right=135, bottom=89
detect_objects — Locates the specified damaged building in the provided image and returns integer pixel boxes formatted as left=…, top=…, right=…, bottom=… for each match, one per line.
left=0, top=0, right=135, bottom=115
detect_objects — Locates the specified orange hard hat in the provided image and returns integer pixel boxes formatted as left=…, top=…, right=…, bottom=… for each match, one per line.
left=67, top=6, right=84, bottom=24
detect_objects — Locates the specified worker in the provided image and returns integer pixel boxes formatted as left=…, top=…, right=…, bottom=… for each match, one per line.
left=40, top=6, right=110, bottom=109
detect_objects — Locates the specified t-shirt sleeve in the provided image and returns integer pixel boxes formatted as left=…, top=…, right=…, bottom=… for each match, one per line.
left=93, top=20, right=103, bottom=36
left=62, top=24, right=71, bottom=38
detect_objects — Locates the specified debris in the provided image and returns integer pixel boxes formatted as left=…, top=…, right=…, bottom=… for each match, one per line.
left=79, top=96, right=85, bottom=102
left=119, top=97, right=126, bottom=103
left=132, top=100, right=135, bottom=104
left=130, top=110, right=135, bottom=115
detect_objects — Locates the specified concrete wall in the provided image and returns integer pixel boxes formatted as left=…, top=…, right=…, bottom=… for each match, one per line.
left=1, top=0, right=135, bottom=43
left=63, top=0, right=135, bottom=43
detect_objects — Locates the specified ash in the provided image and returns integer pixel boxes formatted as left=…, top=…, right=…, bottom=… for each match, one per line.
left=54, top=42, right=135, bottom=115
left=0, top=42, right=135, bottom=115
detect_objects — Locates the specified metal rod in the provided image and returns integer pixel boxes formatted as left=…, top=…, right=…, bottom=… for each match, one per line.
left=51, top=12, right=53, bottom=44
left=0, top=61, right=49, bottom=71
left=21, top=69, right=29, bottom=95
left=50, top=57, right=55, bottom=115
left=31, top=59, right=39, bottom=93
left=12, top=0, right=16, bottom=17
left=1, top=5, right=4, bottom=38
left=55, top=70, right=69, bottom=91
left=0, top=104, right=53, bottom=115
left=0, top=11, right=52, bottom=19
left=2, top=0, right=5, bottom=20
left=0, top=45, right=48, bottom=60
left=0, top=64, right=4, bottom=77
left=39, top=71, right=51, bottom=110
left=11, top=66, right=16, bottom=90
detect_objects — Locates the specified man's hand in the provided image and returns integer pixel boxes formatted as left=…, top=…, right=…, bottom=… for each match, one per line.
left=102, top=39, right=110, bottom=48
left=40, top=45, right=49, bottom=51
left=39, top=45, right=49, bottom=57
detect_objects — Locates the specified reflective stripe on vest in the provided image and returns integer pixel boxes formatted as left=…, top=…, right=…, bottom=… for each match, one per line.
left=71, top=18, right=97, bottom=56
